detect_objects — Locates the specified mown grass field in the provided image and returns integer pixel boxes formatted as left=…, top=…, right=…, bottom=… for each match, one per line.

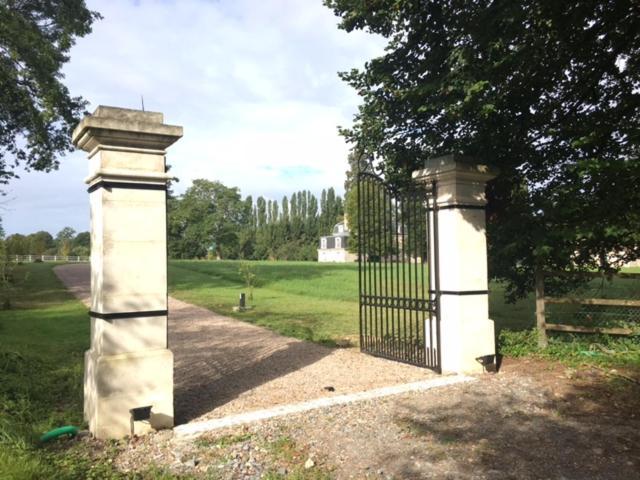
left=168, top=260, right=536, bottom=345
left=169, top=260, right=640, bottom=368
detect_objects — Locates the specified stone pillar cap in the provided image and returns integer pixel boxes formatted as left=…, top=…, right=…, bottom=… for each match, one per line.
left=72, top=106, right=183, bottom=152
left=412, top=153, right=499, bottom=183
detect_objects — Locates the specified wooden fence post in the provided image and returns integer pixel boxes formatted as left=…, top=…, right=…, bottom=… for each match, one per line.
left=535, top=268, right=548, bottom=348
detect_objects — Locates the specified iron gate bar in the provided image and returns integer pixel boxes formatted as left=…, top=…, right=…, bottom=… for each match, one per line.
left=432, top=180, right=442, bottom=372
left=425, top=182, right=440, bottom=366
left=357, top=170, right=440, bottom=370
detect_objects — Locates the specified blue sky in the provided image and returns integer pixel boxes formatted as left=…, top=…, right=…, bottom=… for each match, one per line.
left=2, top=0, right=384, bottom=235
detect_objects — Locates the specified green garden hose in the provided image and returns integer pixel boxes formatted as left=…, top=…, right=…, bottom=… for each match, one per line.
left=40, top=425, right=79, bottom=443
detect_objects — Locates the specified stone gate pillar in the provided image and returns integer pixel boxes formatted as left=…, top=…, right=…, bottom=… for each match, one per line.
left=72, top=106, right=183, bottom=439
left=413, top=154, right=498, bottom=374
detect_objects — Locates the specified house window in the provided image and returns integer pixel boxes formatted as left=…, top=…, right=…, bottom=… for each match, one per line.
left=335, top=237, right=342, bottom=249
left=321, top=238, right=327, bottom=249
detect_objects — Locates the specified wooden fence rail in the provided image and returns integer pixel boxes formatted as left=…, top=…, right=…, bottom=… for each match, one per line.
left=536, top=269, right=640, bottom=347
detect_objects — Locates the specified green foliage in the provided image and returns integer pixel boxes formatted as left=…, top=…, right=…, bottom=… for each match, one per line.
left=54, top=227, right=75, bottom=256
left=498, top=328, right=640, bottom=369
left=238, top=261, right=257, bottom=301
left=0, top=1, right=101, bottom=188
left=168, top=179, right=249, bottom=259
left=168, top=179, right=344, bottom=261
left=326, top=0, right=640, bottom=300
left=5, top=229, right=90, bottom=257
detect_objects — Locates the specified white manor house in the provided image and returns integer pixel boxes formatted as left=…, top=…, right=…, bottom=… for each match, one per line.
left=318, top=221, right=357, bottom=263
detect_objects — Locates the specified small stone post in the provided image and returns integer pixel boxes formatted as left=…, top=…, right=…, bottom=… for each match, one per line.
left=72, top=106, right=182, bottom=439
left=413, top=154, right=498, bottom=374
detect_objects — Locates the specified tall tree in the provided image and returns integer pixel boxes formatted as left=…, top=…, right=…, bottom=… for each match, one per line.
left=168, top=179, right=246, bottom=259
left=320, top=189, right=327, bottom=220
left=55, top=226, right=76, bottom=256
left=5, top=233, right=28, bottom=255
left=281, top=195, right=289, bottom=223
left=270, top=199, right=279, bottom=224
left=0, top=1, right=101, bottom=187
left=256, top=197, right=267, bottom=228
left=72, top=230, right=90, bottom=256
left=327, top=0, right=640, bottom=299
left=300, top=191, right=308, bottom=222
left=27, top=230, right=53, bottom=254
left=290, top=193, right=298, bottom=221
left=344, top=150, right=367, bottom=192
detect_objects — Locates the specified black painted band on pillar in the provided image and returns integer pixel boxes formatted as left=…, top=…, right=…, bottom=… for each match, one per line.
left=88, top=310, right=168, bottom=320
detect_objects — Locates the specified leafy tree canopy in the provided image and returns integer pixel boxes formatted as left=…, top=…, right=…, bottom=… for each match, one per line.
left=55, top=226, right=75, bottom=242
left=326, top=0, right=640, bottom=299
left=168, top=179, right=249, bottom=259
left=0, top=0, right=101, bottom=187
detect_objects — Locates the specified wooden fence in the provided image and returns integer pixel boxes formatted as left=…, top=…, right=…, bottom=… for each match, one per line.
left=535, top=270, right=640, bottom=347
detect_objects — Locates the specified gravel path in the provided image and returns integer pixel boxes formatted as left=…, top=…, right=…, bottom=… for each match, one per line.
left=102, top=358, right=640, bottom=479
left=53, top=265, right=640, bottom=479
left=54, top=264, right=436, bottom=424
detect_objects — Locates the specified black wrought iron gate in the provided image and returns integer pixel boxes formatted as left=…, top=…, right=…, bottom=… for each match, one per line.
left=357, top=170, right=441, bottom=372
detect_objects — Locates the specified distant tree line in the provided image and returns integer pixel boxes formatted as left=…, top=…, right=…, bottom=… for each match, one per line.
left=168, top=179, right=344, bottom=260
left=3, top=227, right=90, bottom=257
left=0, top=178, right=344, bottom=262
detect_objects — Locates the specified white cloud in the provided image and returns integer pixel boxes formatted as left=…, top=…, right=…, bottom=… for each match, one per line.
left=2, top=0, right=385, bottom=234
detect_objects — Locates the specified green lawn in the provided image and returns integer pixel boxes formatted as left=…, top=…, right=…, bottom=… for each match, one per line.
left=169, top=260, right=362, bottom=345
left=1, top=261, right=637, bottom=479
left=169, top=260, right=640, bottom=369
left=168, top=259, right=536, bottom=344
left=0, top=263, right=181, bottom=479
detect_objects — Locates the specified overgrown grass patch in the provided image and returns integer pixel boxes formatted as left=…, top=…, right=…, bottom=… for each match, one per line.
left=498, top=329, right=640, bottom=370
left=0, top=263, right=187, bottom=479
left=0, top=263, right=90, bottom=478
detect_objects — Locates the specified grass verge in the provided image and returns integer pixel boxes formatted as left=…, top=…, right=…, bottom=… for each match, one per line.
left=0, top=263, right=184, bottom=479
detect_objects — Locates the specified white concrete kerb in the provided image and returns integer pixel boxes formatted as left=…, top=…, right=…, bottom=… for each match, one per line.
left=174, top=375, right=476, bottom=439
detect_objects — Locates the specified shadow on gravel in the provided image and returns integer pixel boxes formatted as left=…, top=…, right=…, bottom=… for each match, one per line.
left=54, top=264, right=334, bottom=425
left=385, top=377, right=640, bottom=479
left=172, top=331, right=330, bottom=423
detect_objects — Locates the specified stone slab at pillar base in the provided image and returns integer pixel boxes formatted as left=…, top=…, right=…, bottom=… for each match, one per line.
left=84, top=348, right=173, bottom=439
left=413, top=154, right=498, bottom=375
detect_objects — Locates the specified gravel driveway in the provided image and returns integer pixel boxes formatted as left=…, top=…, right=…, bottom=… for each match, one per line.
left=54, top=264, right=436, bottom=424
left=53, top=264, right=640, bottom=479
